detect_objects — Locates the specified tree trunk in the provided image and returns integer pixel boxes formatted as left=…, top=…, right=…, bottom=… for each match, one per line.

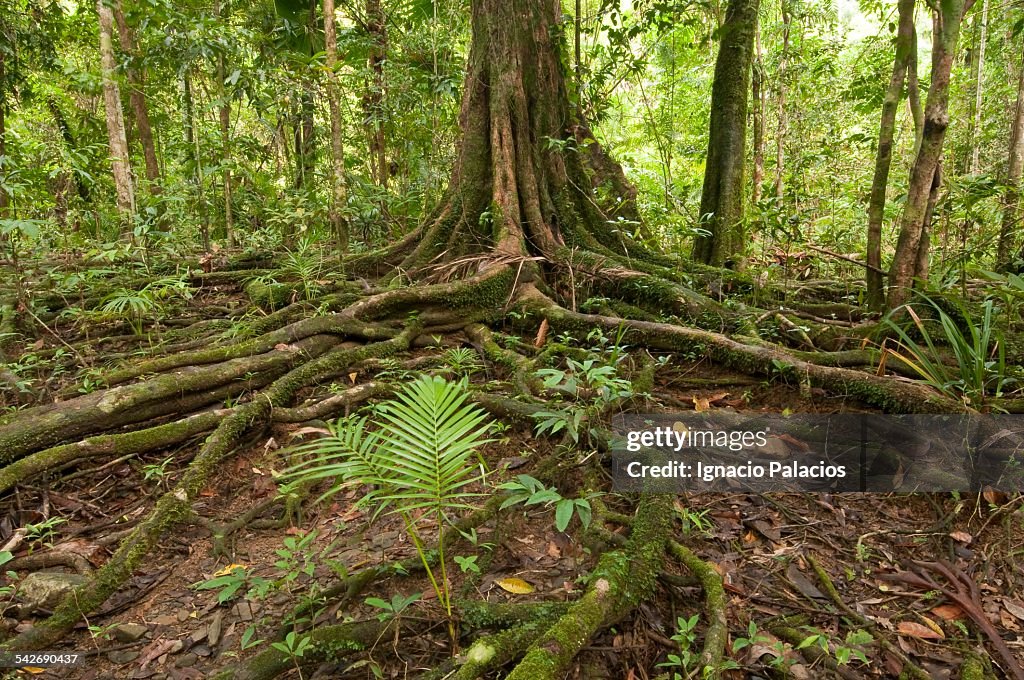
left=96, top=0, right=136, bottom=228
left=887, top=0, right=976, bottom=310
left=997, top=45, right=1024, bottom=270
left=773, top=1, right=790, bottom=200
left=183, top=73, right=209, bottom=250
left=751, top=25, right=765, bottom=205
left=865, top=0, right=916, bottom=310
left=969, top=0, right=987, bottom=174
left=394, top=0, right=637, bottom=273
left=112, top=0, right=160, bottom=193
left=0, top=53, right=7, bottom=218
left=324, top=0, right=349, bottom=253
left=365, top=0, right=387, bottom=189
left=693, top=0, right=760, bottom=267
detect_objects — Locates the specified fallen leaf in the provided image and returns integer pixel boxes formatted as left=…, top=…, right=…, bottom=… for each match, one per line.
left=213, top=563, right=246, bottom=577
left=948, top=530, right=972, bottom=544
left=534, top=318, right=549, bottom=348
left=918, top=614, right=943, bottom=636
left=982, top=486, right=1007, bottom=506
left=776, top=433, right=810, bottom=452
left=1003, top=599, right=1024, bottom=621
left=930, top=604, right=964, bottom=620
left=693, top=396, right=711, bottom=412
left=495, top=577, right=535, bottom=594
left=707, top=391, right=731, bottom=405
left=897, top=621, right=944, bottom=640
left=546, top=542, right=561, bottom=558
left=349, top=372, right=358, bottom=384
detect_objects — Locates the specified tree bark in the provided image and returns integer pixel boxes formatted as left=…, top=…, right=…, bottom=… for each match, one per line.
left=324, top=0, right=350, bottom=253
left=213, top=0, right=234, bottom=249
left=773, top=1, right=790, bottom=201
left=112, top=0, right=160, bottom=193
left=693, top=0, right=760, bottom=266
left=96, top=0, right=136, bottom=228
left=751, top=25, right=765, bottom=204
left=996, top=45, right=1024, bottom=270
left=183, top=73, right=209, bottom=250
left=394, top=0, right=636, bottom=273
left=365, top=0, right=387, bottom=189
left=969, top=0, right=987, bottom=175
left=887, top=0, right=976, bottom=310
left=865, top=0, right=916, bottom=310
left=0, top=53, right=7, bottom=218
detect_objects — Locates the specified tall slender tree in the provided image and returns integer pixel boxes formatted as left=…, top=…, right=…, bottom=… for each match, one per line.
left=112, top=0, right=160, bottom=195
left=323, top=0, right=349, bottom=252
left=865, top=0, right=917, bottom=309
left=693, top=0, right=761, bottom=266
left=888, top=0, right=978, bottom=309
left=997, top=45, right=1024, bottom=270
left=96, top=0, right=135, bottom=228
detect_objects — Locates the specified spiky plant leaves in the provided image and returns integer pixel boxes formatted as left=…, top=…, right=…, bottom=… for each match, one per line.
left=371, top=375, right=494, bottom=515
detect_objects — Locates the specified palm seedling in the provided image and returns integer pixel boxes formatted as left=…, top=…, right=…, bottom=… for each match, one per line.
left=279, top=375, right=494, bottom=643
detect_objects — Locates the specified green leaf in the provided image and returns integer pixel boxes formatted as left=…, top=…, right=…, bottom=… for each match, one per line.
left=555, top=499, right=574, bottom=532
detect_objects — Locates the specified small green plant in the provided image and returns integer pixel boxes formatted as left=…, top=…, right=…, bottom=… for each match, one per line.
left=533, top=355, right=633, bottom=446
left=279, top=375, right=495, bottom=643
left=270, top=630, right=312, bottom=678
left=454, top=555, right=480, bottom=574
left=365, top=592, right=421, bottom=621
left=796, top=627, right=872, bottom=666
left=98, top=274, right=193, bottom=336
left=497, top=474, right=594, bottom=532
left=441, top=347, right=482, bottom=378
left=883, top=294, right=1012, bottom=406
left=141, top=456, right=174, bottom=488
left=657, top=613, right=700, bottom=678
left=25, top=517, right=66, bottom=546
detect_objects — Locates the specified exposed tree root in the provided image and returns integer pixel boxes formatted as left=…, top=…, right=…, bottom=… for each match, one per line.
left=667, top=539, right=728, bottom=675
left=0, top=327, right=418, bottom=652
left=0, top=334, right=341, bottom=463
left=0, top=409, right=228, bottom=494
left=270, top=381, right=393, bottom=422
left=515, top=284, right=965, bottom=413
left=504, top=494, right=672, bottom=679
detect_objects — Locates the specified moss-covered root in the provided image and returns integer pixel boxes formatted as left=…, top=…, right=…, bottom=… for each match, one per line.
left=505, top=494, right=673, bottom=679
left=516, top=285, right=965, bottom=414
left=667, top=539, right=728, bottom=677
left=960, top=652, right=998, bottom=680
left=212, top=619, right=388, bottom=680
left=464, top=322, right=532, bottom=380
left=0, top=333, right=341, bottom=464
left=0, top=328, right=419, bottom=654
left=450, top=618, right=559, bottom=680
left=100, top=315, right=396, bottom=388
left=271, top=381, right=394, bottom=422
left=339, top=265, right=517, bottom=322
left=0, top=409, right=227, bottom=494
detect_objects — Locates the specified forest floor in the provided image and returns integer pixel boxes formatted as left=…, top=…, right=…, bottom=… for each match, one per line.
left=0, top=256, right=1022, bottom=679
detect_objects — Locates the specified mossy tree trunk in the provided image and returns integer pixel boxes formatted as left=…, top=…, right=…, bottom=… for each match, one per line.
left=997, top=44, right=1024, bottom=270
left=865, top=0, right=916, bottom=310
left=693, top=0, right=760, bottom=267
left=395, top=0, right=638, bottom=275
left=888, top=0, right=977, bottom=310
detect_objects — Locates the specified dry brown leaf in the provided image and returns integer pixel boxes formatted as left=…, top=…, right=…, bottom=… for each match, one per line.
left=897, top=621, right=944, bottom=640
left=693, top=396, right=711, bottom=412
left=930, top=604, right=964, bottom=621
left=982, top=486, right=1008, bottom=506
left=534, top=318, right=549, bottom=348
left=1003, top=599, right=1024, bottom=621
left=919, top=614, right=944, bottom=637
left=948, top=530, right=972, bottom=544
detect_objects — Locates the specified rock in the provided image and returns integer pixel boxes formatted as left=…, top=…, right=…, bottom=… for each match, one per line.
left=113, top=623, right=149, bottom=642
left=108, top=650, right=140, bottom=665
left=191, top=644, right=212, bottom=658
left=173, top=653, right=198, bottom=668
left=207, top=610, right=223, bottom=646
left=231, top=601, right=253, bottom=622
left=16, top=572, right=89, bottom=613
